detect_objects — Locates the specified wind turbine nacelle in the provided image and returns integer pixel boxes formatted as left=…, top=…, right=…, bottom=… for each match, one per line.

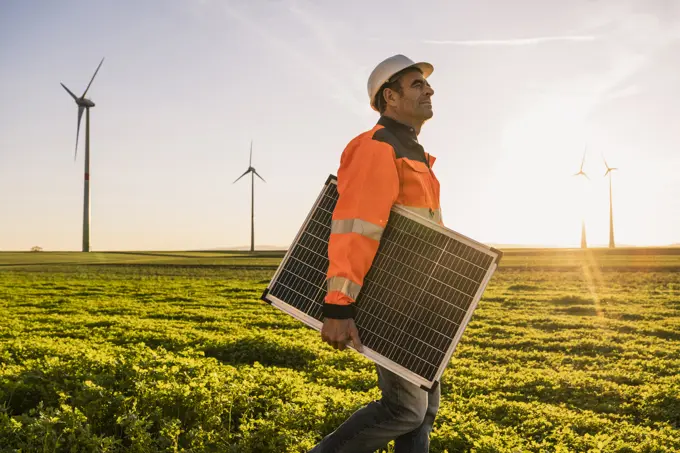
left=78, top=98, right=95, bottom=108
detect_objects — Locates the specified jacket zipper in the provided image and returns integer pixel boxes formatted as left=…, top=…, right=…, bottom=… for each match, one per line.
left=424, top=153, right=435, bottom=219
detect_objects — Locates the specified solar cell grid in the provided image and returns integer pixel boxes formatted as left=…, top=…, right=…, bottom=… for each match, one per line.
left=262, top=175, right=501, bottom=389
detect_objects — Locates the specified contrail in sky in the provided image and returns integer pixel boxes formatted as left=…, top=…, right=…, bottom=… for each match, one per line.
left=423, top=35, right=598, bottom=46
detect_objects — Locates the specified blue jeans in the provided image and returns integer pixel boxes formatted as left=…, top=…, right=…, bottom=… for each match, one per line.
left=309, top=364, right=440, bottom=453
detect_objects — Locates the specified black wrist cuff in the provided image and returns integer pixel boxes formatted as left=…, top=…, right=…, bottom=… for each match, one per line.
left=322, top=303, right=356, bottom=319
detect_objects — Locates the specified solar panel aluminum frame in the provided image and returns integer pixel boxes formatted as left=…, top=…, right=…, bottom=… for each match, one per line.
left=261, top=175, right=502, bottom=391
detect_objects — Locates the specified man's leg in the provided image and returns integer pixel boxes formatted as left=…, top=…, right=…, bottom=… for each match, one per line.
left=309, top=365, right=429, bottom=453
left=393, top=378, right=440, bottom=452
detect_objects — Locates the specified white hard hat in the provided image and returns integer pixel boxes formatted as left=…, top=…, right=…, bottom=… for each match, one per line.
left=367, top=54, right=434, bottom=111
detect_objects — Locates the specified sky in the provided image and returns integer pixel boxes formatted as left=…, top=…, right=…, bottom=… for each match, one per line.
left=1, top=0, right=678, bottom=251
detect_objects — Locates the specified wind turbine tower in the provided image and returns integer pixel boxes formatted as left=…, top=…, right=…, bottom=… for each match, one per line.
left=603, top=156, right=618, bottom=248
left=61, top=58, right=104, bottom=252
left=233, top=140, right=266, bottom=253
left=573, top=148, right=589, bottom=249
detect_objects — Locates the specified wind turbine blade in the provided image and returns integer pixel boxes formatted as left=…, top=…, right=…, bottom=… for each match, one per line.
left=233, top=169, right=251, bottom=184
left=249, top=140, right=253, bottom=167
left=81, top=57, right=104, bottom=98
left=254, top=170, right=266, bottom=183
left=602, top=154, right=610, bottom=169
left=580, top=149, right=586, bottom=171
left=61, top=83, right=78, bottom=101
left=75, top=106, right=85, bottom=160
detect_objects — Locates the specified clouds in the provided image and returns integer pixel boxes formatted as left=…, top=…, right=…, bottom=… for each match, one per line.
left=568, top=0, right=680, bottom=104
left=421, top=0, right=679, bottom=107
left=285, top=0, right=369, bottom=109
left=423, top=35, right=598, bottom=46
left=212, top=1, right=372, bottom=120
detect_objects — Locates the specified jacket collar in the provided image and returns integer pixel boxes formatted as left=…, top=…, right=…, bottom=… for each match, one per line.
left=377, top=115, right=436, bottom=167
left=377, top=115, right=419, bottom=143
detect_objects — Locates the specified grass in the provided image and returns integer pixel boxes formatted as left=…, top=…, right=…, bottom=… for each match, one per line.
left=0, top=251, right=283, bottom=270
left=3, top=247, right=678, bottom=271
left=0, top=249, right=679, bottom=452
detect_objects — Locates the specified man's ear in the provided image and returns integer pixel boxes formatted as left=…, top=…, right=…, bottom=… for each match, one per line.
left=383, top=87, right=396, bottom=106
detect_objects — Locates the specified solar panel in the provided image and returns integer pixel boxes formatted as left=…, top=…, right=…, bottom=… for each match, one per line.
left=261, top=175, right=502, bottom=391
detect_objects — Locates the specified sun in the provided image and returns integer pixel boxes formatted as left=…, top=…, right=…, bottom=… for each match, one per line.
left=482, top=93, right=607, bottom=247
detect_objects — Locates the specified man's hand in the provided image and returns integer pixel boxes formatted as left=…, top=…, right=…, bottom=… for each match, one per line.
left=321, top=318, right=363, bottom=352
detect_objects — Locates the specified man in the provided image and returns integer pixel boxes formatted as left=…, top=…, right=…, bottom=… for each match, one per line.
left=310, top=55, right=442, bottom=452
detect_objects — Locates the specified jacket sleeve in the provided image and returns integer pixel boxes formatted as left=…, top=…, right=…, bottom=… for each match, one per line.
left=323, top=137, right=399, bottom=319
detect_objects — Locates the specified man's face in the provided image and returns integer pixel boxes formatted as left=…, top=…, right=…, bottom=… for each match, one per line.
left=389, top=70, right=434, bottom=121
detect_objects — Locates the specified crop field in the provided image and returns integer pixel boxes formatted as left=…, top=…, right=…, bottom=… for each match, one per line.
left=1, top=249, right=679, bottom=452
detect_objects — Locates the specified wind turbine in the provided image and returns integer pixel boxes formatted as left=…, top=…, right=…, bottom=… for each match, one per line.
left=603, top=155, right=618, bottom=248
left=573, top=147, right=589, bottom=249
left=61, top=57, right=104, bottom=253
left=573, top=149, right=589, bottom=180
left=233, top=140, right=266, bottom=253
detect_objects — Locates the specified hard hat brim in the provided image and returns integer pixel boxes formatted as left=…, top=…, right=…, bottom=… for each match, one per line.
left=412, top=61, right=434, bottom=79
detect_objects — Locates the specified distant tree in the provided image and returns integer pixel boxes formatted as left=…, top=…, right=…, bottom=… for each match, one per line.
left=30, top=246, right=43, bottom=252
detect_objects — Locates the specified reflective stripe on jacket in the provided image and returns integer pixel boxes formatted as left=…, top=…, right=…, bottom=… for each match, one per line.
left=323, top=115, right=443, bottom=319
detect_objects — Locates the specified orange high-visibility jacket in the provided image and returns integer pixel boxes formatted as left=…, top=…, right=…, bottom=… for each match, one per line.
left=324, top=116, right=443, bottom=319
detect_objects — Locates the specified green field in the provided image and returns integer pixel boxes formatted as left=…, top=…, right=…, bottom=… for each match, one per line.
left=1, top=249, right=679, bottom=452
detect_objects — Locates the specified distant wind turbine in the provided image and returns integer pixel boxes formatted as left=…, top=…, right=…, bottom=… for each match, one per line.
left=573, top=149, right=589, bottom=180
left=233, top=140, right=266, bottom=253
left=61, top=57, right=105, bottom=253
left=603, top=155, right=618, bottom=249
left=573, top=147, right=589, bottom=249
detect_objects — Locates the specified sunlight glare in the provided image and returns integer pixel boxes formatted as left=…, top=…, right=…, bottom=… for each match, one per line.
left=486, top=93, right=608, bottom=247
